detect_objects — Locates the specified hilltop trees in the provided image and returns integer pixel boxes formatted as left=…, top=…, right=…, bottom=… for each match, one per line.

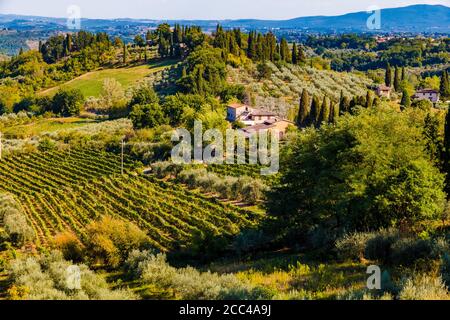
left=178, top=46, right=227, bottom=96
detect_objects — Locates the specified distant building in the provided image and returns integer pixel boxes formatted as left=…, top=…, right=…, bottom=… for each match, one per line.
left=226, top=103, right=293, bottom=139
left=412, top=89, right=440, bottom=103
left=226, top=103, right=252, bottom=122
left=376, top=85, right=392, bottom=99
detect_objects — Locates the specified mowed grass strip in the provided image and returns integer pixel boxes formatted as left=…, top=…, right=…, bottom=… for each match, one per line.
left=39, top=59, right=177, bottom=98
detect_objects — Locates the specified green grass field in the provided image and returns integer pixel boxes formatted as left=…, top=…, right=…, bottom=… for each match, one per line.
left=3, top=117, right=98, bottom=138
left=40, top=60, right=177, bottom=98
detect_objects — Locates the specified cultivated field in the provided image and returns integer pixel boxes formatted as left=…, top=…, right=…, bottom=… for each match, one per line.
left=0, top=149, right=261, bottom=249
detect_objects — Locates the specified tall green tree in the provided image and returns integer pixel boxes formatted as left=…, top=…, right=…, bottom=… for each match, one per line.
left=366, top=91, right=373, bottom=109
left=123, top=43, right=128, bottom=64
left=292, top=43, right=298, bottom=65
left=298, top=45, right=306, bottom=63
left=280, top=38, right=290, bottom=63
left=394, top=66, right=401, bottom=92
left=401, top=89, right=411, bottom=109
left=309, top=95, right=321, bottom=126
left=385, top=63, right=392, bottom=87
left=319, top=96, right=330, bottom=124
left=423, top=113, right=444, bottom=166
left=297, top=89, right=310, bottom=127
left=440, top=70, right=450, bottom=98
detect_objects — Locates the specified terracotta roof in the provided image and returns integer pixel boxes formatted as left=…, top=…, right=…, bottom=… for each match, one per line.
left=415, top=89, right=439, bottom=94
left=251, top=110, right=277, bottom=117
left=242, top=123, right=275, bottom=132
left=377, top=85, right=391, bottom=91
left=228, top=103, right=248, bottom=109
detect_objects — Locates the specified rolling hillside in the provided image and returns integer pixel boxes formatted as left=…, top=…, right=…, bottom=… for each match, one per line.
left=39, top=60, right=177, bottom=97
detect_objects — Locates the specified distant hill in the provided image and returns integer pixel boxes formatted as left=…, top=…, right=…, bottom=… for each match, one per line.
left=0, top=4, right=449, bottom=34
left=223, top=4, right=450, bottom=32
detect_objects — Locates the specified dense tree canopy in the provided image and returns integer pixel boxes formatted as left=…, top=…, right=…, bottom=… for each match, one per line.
left=267, top=106, right=446, bottom=243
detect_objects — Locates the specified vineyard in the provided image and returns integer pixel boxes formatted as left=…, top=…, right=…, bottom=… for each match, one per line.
left=0, top=149, right=262, bottom=250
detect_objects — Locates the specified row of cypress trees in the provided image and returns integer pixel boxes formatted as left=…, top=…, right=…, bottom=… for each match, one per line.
left=296, top=90, right=378, bottom=127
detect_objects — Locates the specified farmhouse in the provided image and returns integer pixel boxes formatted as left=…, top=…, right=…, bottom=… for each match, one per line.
left=226, top=103, right=293, bottom=139
left=376, top=85, right=392, bottom=99
left=412, top=89, right=440, bottom=103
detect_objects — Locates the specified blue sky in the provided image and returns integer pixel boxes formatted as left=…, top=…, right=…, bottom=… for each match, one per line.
left=0, top=0, right=449, bottom=20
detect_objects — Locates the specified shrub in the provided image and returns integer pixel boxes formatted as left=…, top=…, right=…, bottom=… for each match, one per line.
left=232, top=229, right=268, bottom=256
left=151, top=162, right=183, bottom=179
left=8, top=251, right=136, bottom=300
left=0, top=193, right=35, bottom=246
left=51, top=88, right=84, bottom=117
left=441, top=253, right=450, bottom=288
left=364, top=229, right=399, bottom=263
left=52, top=232, right=85, bottom=263
left=129, top=103, right=168, bottom=129
left=85, top=216, right=152, bottom=268
left=128, top=251, right=273, bottom=300
left=335, top=231, right=376, bottom=261
left=390, top=238, right=435, bottom=267
left=240, top=179, right=267, bottom=204
left=398, top=274, right=449, bottom=300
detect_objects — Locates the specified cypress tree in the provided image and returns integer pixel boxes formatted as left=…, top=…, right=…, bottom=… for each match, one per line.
left=247, top=31, right=257, bottom=60
left=66, top=34, right=72, bottom=52
left=332, top=103, right=340, bottom=123
left=275, top=43, right=281, bottom=61
left=400, top=89, right=411, bottom=109
left=394, top=66, right=401, bottom=92
left=401, top=67, right=406, bottom=81
left=424, top=113, right=443, bottom=165
left=280, top=38, right=290, bottom=62
left=366, top=91, right=373, bottom=108
left=319, top=97, right=330, bottom=124
left=298, top=45, right=306, bottom=63
left=256, top=33, right=264, bottom=61
left=123, top=43, right=128, bottom=64
left=297, top=89, right=310, bottom=127
left=309, top=95, right=321, bottom=126
left=339, top=91, right=350, bottom=115
left=181, top=66, right=187, bottom=78
left=292, top=43, right=298, bottom=65
left=440, top=70, right=450, bottom=98
left=444, top=108, right=450, bottom=192
left=385, top=63, right=392, bottom=87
